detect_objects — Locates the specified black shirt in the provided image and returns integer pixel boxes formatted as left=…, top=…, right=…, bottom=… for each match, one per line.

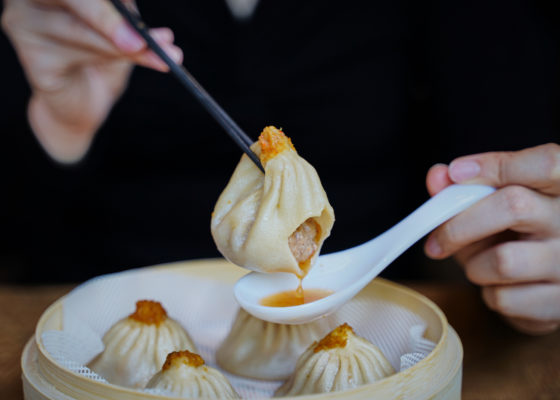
left=0, top=0, right=558, bottom=282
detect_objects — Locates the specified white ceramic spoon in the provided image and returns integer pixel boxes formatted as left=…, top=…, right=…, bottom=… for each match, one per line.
left=234, top=184, right=495, bottom=324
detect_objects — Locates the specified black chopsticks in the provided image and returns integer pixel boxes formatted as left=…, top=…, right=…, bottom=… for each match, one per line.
left=109, top=0, right=265, bottom=173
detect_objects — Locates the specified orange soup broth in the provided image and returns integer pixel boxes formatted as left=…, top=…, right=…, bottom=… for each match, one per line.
left=260, top=288, right=333, bottom=307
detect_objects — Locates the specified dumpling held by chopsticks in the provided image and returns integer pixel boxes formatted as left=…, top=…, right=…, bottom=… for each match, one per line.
left=211, top=126, right=334, bottom=277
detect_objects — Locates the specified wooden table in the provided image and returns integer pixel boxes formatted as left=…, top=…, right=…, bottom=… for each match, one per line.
left=1, top=282, right=559, bottom=399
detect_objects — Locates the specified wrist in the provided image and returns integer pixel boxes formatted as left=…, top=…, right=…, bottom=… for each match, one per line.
left=28, top=94, right=100, bottom=164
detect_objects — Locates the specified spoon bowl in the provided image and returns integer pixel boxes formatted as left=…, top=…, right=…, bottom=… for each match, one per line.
left=235, top=184, right=495, bottom=324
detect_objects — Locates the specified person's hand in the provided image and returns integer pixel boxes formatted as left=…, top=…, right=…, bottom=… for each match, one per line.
left=424, top=143, right=560, bottom=335
left=2, top=0, right=183, bottom=162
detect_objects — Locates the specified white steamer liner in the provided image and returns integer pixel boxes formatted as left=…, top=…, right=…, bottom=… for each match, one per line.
left=21, top=259, right=463, bottom=399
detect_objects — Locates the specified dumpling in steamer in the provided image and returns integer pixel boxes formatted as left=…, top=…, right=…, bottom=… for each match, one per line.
left=216, top=308, right=337, bottom=380
left=211, top=126, right=334, bottom=276
left=275, top=323, right=395, bottom=396
left=146, top=350, right=239, bottom=399
left=88, top=300, right=196, bottom=389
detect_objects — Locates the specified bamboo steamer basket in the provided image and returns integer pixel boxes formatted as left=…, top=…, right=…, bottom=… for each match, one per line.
left=21, top=259, right=463, bottom=400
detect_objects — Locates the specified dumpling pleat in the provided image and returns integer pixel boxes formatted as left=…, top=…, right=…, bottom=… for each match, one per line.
left=274, top=327, right=395, bottom=396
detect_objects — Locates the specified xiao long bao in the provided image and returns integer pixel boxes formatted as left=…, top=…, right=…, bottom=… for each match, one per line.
left=216, top=308, right=337, bottom=380
left=211, top=126, right=335, bottom=277
left=88, top=300, right=196, bottom=389
left=146, top=350, right=239, bottom=399
left=275, top=323, right=395, bottom=396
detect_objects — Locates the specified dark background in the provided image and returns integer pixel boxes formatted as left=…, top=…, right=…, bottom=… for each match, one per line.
left=0, top=0, right=558, bottom=283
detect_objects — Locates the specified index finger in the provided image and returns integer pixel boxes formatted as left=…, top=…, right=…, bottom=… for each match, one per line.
left=448, top=143, right=560, bottom=195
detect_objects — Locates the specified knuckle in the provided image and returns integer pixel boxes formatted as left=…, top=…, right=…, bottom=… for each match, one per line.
left=501, top=186, right=535, bottom=223
left=94, top=6, right=121, bottom=36
left=540, top=143, right=560, bottom=181
left=497, top=152, right=514, bottom=186
left=463, top=260, right=481, bottom=283
left=64, top=14, right=86, bottom=36
left=438, top=222, right=462, bottom=251
left=493, top=244, right=517, bottom=280
left=493, top=288, right=514, bottom=316
left=20, top=56, right=61, bottom=93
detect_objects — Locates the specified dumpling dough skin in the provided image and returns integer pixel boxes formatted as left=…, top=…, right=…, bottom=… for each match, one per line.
left=216, top=308, right=337, bottom=380
left=275, top=323, right=395, bottom=396
left=88, top=300, right=196, bottom=389
left=146, top=350, right=239, bottom=399
left=211, top=126, right=334, bottom=276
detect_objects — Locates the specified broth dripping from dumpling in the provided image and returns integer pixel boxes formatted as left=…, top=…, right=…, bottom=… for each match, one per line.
left=279, top=217, right=328, bottom=306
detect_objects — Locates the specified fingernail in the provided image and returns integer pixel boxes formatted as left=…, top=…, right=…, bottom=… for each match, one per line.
left=449, top=160, right=480, bottom=182
left=114, top=22, right=144, bottom=52
left=150, top=28, right=173, bottom=43
left=430, top=163, right=448, bottom=170
left=167, top=47, right=183, bottom=64
left=425, top=237, right=442, bottom=257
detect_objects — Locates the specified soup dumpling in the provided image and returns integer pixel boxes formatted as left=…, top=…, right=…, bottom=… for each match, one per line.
left=216, top=308, right=336, bottom=380
left=275, top=323, right=395, bottom=396
left=146, top=350, right=239, bottom=399
left=88, top=300, right=196, bottom=388
left=211, top=126, right=334, bottom=277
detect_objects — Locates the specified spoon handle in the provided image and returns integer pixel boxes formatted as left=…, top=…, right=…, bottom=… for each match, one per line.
left=371, top=184, right=495, bottom=268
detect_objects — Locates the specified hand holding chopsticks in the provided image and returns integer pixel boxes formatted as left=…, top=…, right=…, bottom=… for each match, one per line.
left=108, top=0, right=264, bottom=173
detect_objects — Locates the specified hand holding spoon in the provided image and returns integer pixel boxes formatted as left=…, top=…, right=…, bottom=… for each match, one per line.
left=234, top=184, right=495, bottom=324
